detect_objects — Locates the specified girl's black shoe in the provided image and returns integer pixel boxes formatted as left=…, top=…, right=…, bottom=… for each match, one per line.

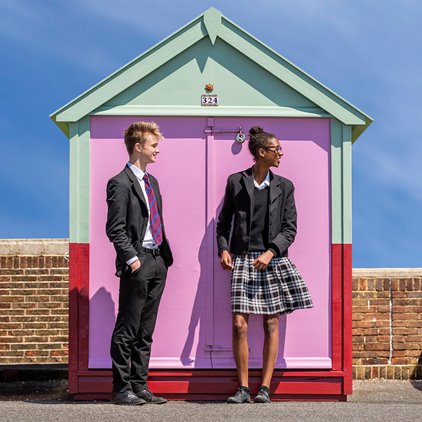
left=254, top=385, right=271, bottom=403
left=226, top=386, right=251, bottom=403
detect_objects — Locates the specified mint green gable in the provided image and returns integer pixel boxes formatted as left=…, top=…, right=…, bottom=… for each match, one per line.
left=50, top=7, right=372, bottom=245
left=51, top=7, right=371, bottom=134
left=100, top=36, right=319, bottom=113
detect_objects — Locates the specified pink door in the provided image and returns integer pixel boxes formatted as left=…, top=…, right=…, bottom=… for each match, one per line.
left=210, top=117, right=331, bottom=369
left=90, top=116, right=212, bottom=368
left=89, top=116, right=330, bottom=370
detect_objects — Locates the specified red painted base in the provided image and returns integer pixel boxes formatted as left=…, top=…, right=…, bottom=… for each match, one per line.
left=68, top=243, right=352, bottom=401
left=70, top=369, right=349, bottom=401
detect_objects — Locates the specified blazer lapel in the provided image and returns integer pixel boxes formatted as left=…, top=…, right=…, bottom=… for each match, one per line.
left=269, top=170, right=283, bottom=205
left=241, top=167, right=255, bottom=200
left=124, top=166, right=148, bottom=210
left=241, top=167, right=255, bottom=219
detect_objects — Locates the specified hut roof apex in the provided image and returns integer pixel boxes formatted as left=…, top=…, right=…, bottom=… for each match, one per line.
left=51, top=7, right=372, bottom=141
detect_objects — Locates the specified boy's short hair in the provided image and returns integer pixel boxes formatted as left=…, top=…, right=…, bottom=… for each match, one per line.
left=124, top=121, right=163, bottom=155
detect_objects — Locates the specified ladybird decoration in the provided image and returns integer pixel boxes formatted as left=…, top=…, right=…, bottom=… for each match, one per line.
left=205, top=83, right=214, bottom=93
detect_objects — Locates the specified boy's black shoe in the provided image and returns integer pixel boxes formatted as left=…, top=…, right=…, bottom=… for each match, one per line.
left=135, top=388, right=167, bottom=404
left=111, top=390, right=146, bottom=405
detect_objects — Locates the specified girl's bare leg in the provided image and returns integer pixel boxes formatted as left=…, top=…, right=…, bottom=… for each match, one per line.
left=261, top=314, right=279, bottom=387
left=232, top=313, right=249, bottom=387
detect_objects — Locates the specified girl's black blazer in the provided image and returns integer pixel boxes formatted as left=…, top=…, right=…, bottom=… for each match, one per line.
left=216, top=167, right=297, bottom=258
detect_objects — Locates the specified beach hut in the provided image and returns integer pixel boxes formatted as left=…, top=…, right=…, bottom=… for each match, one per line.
left=51, top=7, right=372, bottom=400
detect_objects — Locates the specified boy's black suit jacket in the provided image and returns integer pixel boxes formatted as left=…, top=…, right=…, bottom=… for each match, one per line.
left=106, top=166, right=173, bottom=277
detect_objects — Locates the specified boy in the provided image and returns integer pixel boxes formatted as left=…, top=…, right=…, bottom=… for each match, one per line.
left=106, top=121, right=173, bottom=405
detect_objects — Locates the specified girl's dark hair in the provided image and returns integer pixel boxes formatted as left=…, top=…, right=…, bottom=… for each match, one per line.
left=248, top=126, right=276, bottom=160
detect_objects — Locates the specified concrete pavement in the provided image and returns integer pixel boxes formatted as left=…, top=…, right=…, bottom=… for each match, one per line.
left=0, top=380, right=421, bottom=422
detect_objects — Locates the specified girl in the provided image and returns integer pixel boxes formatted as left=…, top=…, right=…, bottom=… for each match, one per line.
left=216, top=126, right=313, bottom=403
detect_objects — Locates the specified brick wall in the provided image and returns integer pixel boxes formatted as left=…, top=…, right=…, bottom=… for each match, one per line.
left=352, top=269, right=422, bottom=379
left=1, top=240, right=421, bottom=379
left=0, top=240, right=68, bottom=364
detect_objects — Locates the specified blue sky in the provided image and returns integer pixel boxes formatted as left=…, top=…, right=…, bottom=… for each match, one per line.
left=0, top=0, right=421, bottom=268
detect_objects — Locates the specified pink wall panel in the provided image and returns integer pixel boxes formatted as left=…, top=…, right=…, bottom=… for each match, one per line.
left=89, top=117, right=212, bottom=368
left=89, top=116, right=331, bottom=369
left=211, top=117, right=330, bottom=368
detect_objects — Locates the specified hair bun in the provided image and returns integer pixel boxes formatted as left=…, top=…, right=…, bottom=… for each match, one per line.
left=249, top=126, right=264, bottom=136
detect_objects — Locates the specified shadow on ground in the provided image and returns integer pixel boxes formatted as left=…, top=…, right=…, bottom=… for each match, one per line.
left=0, top=380, right=71, bottom=403
left=1, top=379, right=422, bottom=405
left=409, top=353, right=422, bottom=391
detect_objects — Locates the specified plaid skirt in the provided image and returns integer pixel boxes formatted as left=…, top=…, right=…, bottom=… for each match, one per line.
left=231, top=252, right=313, bottom=315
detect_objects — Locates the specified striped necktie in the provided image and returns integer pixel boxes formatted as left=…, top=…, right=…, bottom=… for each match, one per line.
left=143, top=173, right=163, bottom=245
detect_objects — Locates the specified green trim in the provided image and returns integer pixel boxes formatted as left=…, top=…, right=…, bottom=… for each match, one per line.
left=330, top=119, right=343, bottom=244
left=218, top=20, right=367, bottom=126
left=352, top=116, right=373, bottom=143
left=342, top=124, right=352, bottom=244
left=52, top=19, right=206, bottom=123
left=69, top=123, right=78, bottom=242
left=51, top=114, right=69, bottom=138
left=203, top=7, right=222, bottom=45
left=50, top=8, right=372, bottom=142
left=69, top=118, right=90, bottom=244
left=331, top=119, right=352, bottom=244
left=90, top=105, right=329, bottom=118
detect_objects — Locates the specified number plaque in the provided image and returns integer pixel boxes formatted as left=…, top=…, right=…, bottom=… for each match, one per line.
left=201, top=94, right=219, bottom=106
